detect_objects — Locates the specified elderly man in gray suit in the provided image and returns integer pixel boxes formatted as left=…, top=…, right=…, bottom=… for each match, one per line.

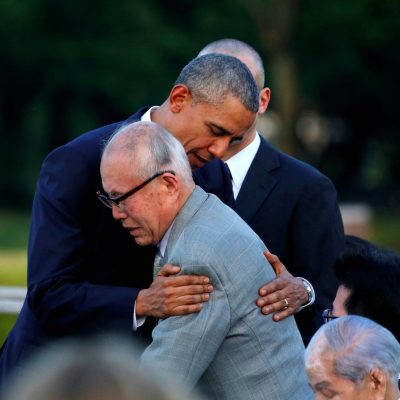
left=100, top=121, right=314, bottom=400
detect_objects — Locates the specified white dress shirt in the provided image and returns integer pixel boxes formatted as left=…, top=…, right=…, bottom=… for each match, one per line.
left=225, top=133, right=260, bottom=199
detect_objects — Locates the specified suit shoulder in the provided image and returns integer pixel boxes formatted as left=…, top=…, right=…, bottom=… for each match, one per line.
left=182, top=195, right=266, bottom=255
left=265, top=141, right=333, bottom=185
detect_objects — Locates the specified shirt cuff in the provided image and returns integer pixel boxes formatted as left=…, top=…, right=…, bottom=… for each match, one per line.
left=133, top=301, right=146, bottom=331
left=295, top=277, right=315, bottom=313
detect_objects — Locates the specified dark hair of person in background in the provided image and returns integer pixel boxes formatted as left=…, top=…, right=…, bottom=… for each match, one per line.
left=334, top=235, right=400, bottom=341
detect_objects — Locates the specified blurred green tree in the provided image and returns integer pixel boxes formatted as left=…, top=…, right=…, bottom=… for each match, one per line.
left=0, top=0, right=399, bottom=210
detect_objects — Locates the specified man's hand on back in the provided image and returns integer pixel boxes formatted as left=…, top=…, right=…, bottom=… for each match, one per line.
left=256, top=252, right=309, bottom=321
left=136, top=264, right=213, bottom=318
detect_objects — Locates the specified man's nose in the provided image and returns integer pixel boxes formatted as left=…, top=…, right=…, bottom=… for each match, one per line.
left=209, top=137, right=230, bottom=159
left=111, top=204, right=126, bottom=220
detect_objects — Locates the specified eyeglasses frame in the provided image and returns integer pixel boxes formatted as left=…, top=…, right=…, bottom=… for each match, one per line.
left=322, top=308, right=340, bottom=324
left=96, top=170, right=176, bottom=209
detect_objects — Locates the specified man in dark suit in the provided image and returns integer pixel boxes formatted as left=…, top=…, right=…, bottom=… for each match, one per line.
left=0, top=53, right=306, bottom=389
left=198, top=39, right=345, bottom=343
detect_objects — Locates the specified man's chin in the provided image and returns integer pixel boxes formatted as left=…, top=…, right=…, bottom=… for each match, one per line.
left=133, top=236, right=151, bottom=246
left=127, top=230, right=150, bottom=246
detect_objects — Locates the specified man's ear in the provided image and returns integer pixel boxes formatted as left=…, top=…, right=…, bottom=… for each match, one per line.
left=368, top=368, right=387, bottom=398
left=169, top=84, right=192, bottom=113
left=161, top=172, right=179, bottom=196
left=258, top=87, right=271, bottom=115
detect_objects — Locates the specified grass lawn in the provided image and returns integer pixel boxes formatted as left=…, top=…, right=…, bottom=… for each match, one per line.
left=0, top=211, right=29, bottom=345
left=0, top=249, right=27, bottom=345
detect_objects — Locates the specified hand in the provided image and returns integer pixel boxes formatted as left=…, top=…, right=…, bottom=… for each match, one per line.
left=136, top=264, right=213, bottom=318
left=256, top=252, right=308, bottom=321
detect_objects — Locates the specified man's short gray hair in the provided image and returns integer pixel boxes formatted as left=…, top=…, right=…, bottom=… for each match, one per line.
left=198, top=38, right=265, bottom=90
left=175, top=53, right=259, bottom=112
left=103, top=121, right=193, bottom=185
left=305, top=315, right=400, bottom=386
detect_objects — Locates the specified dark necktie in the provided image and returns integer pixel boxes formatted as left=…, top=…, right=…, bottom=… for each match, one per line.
left=153, top=249, right=162, bottom=278
left=193, top=159, right=235, bottom=210
left=224, top=162, right=233, bottom=180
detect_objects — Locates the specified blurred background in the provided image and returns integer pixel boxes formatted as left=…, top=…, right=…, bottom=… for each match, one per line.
left=1, top=0, right=399, bottom=343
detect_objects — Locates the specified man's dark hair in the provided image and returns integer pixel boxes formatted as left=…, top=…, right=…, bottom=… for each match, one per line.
left=334, top=235, right=400, bottom=341
left=175, top=53, right=259, bottom=113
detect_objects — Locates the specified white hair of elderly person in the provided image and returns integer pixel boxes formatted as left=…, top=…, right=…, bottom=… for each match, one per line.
left=305, top=315, right=400, bottom=400
left=2, top=335, right=205, bottom=400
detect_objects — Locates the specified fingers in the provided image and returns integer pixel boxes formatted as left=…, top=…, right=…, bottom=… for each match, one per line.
left=157, top=263, right=182, bottom=277
left=157, top=264, right=211, bottom=287
left=160, top=283, right=213, bottom=298
left=167, top=303, right=204, bottom=316
left=271, top=306, right=295, bottom=322
left=257, top=288, right=289, bottom=312
left=257, top=272, right=307, bottom=321
left=257, top=294, right=298, bottom=321
left=263, top=251, right=287, bottom=276
left=258, top=277, right=285, bottom=297
left=138, top=270, right=214, bottom=318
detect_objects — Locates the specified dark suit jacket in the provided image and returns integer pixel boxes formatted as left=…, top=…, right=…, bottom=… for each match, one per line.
left=0, top=107, right=233, bottom=388
left=237, top=136, right=344, bottom=342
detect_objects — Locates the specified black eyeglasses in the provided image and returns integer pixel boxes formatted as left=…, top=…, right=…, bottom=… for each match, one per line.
left=96, top=170, right=175, bottom=209
left=322, top=308, right=339, bottom=324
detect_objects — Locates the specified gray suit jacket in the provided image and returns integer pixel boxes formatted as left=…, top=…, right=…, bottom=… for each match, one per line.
left=141, top=187, right=314, bottom=400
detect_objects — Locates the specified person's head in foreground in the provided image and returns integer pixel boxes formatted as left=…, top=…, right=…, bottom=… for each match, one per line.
left=100, top=121, right=195, bottom=246
left=2, top=336, right=203, bottom=400
left=305, top=315, right=400, bottom=400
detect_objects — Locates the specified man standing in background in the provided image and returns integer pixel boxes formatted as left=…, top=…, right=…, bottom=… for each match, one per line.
left=197, top=39, right=345, bottom=343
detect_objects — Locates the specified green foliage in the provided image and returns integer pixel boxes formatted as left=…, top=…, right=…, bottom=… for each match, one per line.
left=0, top=314, right=18, bottom=347
left=372, top=210, right=400, bottom=252
left=0, top=0, right=399, bottom=209
left=0, top=212, right=30, bottom=250
left=294, top=0, right=400, bottom=194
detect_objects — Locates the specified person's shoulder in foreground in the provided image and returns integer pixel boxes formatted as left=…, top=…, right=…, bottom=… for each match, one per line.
left=3, top=335, right=204, bottom=400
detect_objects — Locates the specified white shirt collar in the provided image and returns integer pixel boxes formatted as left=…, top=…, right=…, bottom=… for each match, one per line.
left=225, top=133, right=260, bottom=199
left=141, top=106, right=159, bottom=122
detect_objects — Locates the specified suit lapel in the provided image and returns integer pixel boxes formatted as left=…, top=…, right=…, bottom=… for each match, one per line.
left=236, top=137, right=280, bottom=223
left=165, top=186, right=208, bottom=261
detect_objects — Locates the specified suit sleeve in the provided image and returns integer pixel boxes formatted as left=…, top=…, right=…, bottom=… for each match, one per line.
left=141, top=265, right=230, bottom=388
left=26, top=145, right=140, bottom=335
left=289, top=174, right=344, bottom=341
